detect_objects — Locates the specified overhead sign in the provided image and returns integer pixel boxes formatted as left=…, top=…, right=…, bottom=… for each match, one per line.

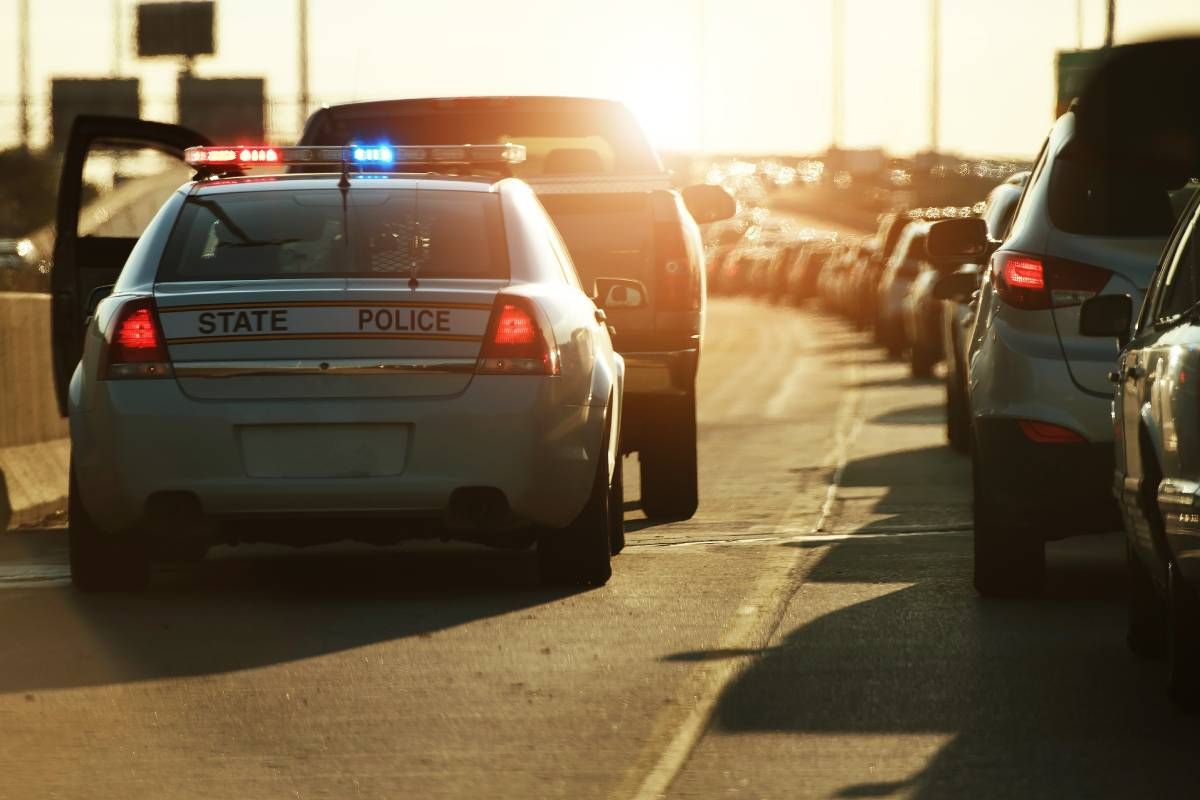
left=177, top=76, right=265, bottom=143
left=50, top=78, right=140, bottom=149
left=136, top=1, right=215, bottom=58
left=1056, top=48, right=1108, bottom=119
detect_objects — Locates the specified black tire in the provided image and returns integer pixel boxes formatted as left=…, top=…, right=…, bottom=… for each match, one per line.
left=972, top=445, right=1045, bottom=597
left=1127, top=541, right=1167, bottom=658
left=945, top=374, right=969, bottom=453
left=639, top=391, right=699, bottom=521
left=909, top=340, right=934, bottom=379
left=538, top=415, right=614, bottom=588
left=68, top=468, right=150, bottom=593
left=610, top=454, right=626, bottom=555
left=1167, top=562, right=1200, bottom=712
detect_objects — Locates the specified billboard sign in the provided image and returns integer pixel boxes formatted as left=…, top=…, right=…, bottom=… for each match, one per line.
left=50, top=78, right=141, bottom=148
left=136, top=1, right=215, bottom=58
left=177, top=76, right=265, bottom=142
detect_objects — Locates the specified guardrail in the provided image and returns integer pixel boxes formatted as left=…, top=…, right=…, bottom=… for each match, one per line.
left=0, top=293, right=68, bottom=529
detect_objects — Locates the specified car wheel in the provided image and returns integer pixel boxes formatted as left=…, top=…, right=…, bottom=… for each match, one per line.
left=945, top=374, right=969, bottom=453
left=610, top=453, right=626, bottom=555
left=639, top=391, right=699, bottom=521
left=1127, top=541, right=1167, bottom=658
left=972, top=444, right=1045, bottom=597
left=68, top=467, right=150, bottom=593
left=538, top=414, right=614, bottom=588
left=1167, top=562, right=1200, bottom=712
left=909, top=340, right=934, bottom=379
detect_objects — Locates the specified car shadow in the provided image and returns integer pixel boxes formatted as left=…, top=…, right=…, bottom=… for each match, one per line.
left=826, top=445, right=971, bottom=533
left=0, top=543, right=579, bottom=695
left=869, top=403, right=946, bottom=426
left=667, top=532, right=1200, bottom=797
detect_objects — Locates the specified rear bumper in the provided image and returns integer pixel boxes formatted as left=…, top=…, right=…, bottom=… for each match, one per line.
left=974, top=417, right=1119, bottom=536
left=71, top=376, right=604, bottom=536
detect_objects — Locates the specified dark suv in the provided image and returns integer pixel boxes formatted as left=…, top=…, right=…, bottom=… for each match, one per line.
left=298, top=97, right=734, bottom=519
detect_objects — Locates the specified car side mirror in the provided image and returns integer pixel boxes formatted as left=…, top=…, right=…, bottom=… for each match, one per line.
left=927, top=218, right=992, bottom=265
left=1079, top=294, right=1133, bottom=345
left=932, top=271, right=978, bottom=302
left=595, top=278, right=648, bottom=310
left=682, top=184, right=736, bottom=225
left=84, top=284, right=114, bottom=322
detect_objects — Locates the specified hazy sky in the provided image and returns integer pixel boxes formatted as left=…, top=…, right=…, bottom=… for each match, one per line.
left=1, top=0, right=1199, bottom=158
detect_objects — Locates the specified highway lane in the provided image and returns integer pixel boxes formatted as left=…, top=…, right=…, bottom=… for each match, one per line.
left=0, top=298, right=1197, bottom=799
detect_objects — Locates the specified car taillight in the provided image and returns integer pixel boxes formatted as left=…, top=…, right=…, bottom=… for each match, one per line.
left=1018, top=420, right=1086, bottom=444
left=656, top=219, right=697, bottom=311
left=992, top=251, right=1111, bottom=311
left=476, top=298, right=560, bottom=375
left=102, top=297, right=172, bottom=379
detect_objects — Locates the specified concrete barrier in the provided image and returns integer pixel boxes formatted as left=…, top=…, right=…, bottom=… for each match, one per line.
left=0, top=293, right=69, bottom=529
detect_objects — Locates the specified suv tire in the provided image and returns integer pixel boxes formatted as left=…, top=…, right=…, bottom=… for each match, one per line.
left=610, top=453, right=626, bottom=555
left=1127, top=542, right=1167, bottom=658
left=639, top=391, right=699, bottom=521
left=972, top=445, right=1045, bottom=597
left=68, top=467, right=150, bottom=592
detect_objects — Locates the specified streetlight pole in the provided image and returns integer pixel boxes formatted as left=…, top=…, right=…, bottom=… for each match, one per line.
left=1076, top=0, right=1084, bottom=49
left=831, top=0, right=844, bottom=150
left=17, top=0, right=30, bottom=150
left=1104, top=0, right=1115, bottom=47
left=298, top=0, right=310, bottom=135
left=929, top=0, right=940, bottom=153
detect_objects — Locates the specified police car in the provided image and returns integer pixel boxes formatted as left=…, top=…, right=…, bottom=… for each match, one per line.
left=52, top=127, right=638, bottom=591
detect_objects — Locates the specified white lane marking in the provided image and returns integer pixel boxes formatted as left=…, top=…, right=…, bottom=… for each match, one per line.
left=0, top=564, right=71, bottom=589
left=626, top=353, right=865, bottom=800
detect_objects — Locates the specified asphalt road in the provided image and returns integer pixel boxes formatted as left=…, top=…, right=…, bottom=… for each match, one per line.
left=1, top=298, right=1198, bottom=799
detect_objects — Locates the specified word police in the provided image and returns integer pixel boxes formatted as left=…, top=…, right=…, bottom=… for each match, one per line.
left=195, top=307, right=453, bottom=335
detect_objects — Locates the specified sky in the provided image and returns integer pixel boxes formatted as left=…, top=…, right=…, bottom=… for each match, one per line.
left=1, top=0, right=1199, bottom=159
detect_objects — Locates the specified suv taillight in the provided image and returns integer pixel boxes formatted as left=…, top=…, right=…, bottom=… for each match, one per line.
left=101, top=297, right=172, bottom=379
left=476, top=298, right=560, bottom=375
left=992, top=251, right=1111, bottom=311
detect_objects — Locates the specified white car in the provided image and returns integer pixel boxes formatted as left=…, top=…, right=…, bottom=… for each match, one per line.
left=53, top=133, right=637, bottom=591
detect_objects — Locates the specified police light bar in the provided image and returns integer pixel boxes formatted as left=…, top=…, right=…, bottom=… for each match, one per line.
left=183, top=143, right=527, bottom=169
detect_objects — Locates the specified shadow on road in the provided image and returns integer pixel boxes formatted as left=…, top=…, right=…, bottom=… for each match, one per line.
left=0, top=544, right=579, bottom=695
left=869, top=403, right=946, bottom=426
left=670, top=531, right=1200, bottom=797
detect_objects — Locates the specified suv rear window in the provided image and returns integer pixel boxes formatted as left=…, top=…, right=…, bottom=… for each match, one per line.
left=157, top=188, right=508, bottom=282
left=1049, top=157, right=1178, bottom=237
left=538, top=194, right=653, bottom=285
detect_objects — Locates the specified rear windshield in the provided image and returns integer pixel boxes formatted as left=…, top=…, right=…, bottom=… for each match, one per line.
left=308, top=107, right=661, bottom=178
left=539, top=194, right=653, bottom=284
left=157, top=188, right=508, bottom=282
left=1049, top=157, right=1180, bottom=237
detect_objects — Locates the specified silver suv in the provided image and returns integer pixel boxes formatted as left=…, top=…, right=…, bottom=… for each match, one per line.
left=930, top=110, right=1190, bottom=596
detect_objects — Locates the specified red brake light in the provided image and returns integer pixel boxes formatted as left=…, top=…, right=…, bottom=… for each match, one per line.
left=655, top=197, right=698, bottom=311
left=491, top=304, right=537, bottom=346
left=477, top=299, right=560, bottom=375
left=1018, top=420, right=1086, bottom=444
left=992, top=251, right=1110, bottom=311
left=1003, top=256, right=1044, bottom=290
left=102, top=298, right=171, bottom=379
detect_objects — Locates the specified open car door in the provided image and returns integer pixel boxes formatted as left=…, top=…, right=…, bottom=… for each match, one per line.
left=51, top=116, right=210, bottom=416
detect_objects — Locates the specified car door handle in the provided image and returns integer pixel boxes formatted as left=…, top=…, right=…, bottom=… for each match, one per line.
left=594, top=308, right=607, bottom=324
left=1125, top=365, right=1145, bottom=380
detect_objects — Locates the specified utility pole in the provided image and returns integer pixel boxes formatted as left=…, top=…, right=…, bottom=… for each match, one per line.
left=1076, top=0, right=1084, bottom=49
left=1104, top=0, right=1115, bottom=47
left=298, top=0, right=310, bottom=135
left=112, top=0, right=122, bottom=75
left=929, top=0, right=940, bottom=153
left=831, top=0, right=844, bottom=150
left=17, top=0, right=30, bottom=150
left=697, top=0, right=706, bottom=154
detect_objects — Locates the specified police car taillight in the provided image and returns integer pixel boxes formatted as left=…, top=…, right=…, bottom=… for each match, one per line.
left=102, top=298, right=172, bottom=380
left=476, top=299, right=560, bottom=375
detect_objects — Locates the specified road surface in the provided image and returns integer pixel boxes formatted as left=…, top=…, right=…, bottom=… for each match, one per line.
left=1, top=298, right=1197, bottom=799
